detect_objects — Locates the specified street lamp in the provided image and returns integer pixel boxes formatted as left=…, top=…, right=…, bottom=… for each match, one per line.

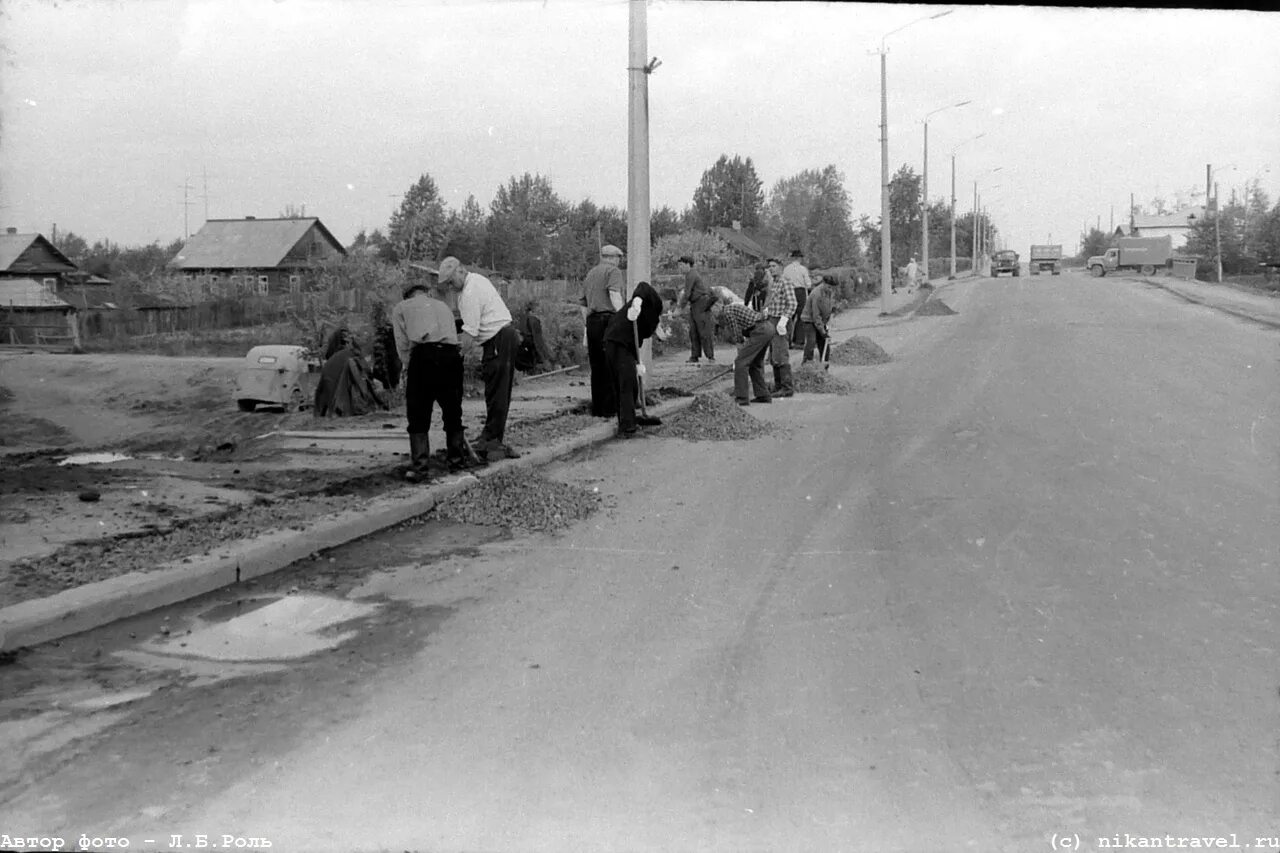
left=873, top=8, right=953, bottom=314
left=949, top=132, right=984, bottom=279
left=921, top=99, right=971, bottom=285
left=1209, top=163, right=1236, bottom=284
left=971, top=167, right=1001, bottom=276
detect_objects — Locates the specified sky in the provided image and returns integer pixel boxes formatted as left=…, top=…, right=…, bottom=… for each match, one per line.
left=1, top=0, right=1278, bottom=262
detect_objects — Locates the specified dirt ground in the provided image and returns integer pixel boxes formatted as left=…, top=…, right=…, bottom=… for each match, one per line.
left=0, top=350, right=723, bottom=606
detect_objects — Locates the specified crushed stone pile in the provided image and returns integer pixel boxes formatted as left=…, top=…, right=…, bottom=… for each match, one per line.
left=506, top=411, right=601, bottom=446
left=655, top=392, right=777, bottom=441
left=430, top=469, right=600, bottom=532
left=792, top=363, right=858, bottom=395
left=916, top=299, right=957, bottom=316
left=829, top=336, right=892, bottom=366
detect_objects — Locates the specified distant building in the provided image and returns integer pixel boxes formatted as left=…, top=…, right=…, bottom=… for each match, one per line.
left=0, top=277, right=80, bottom=348
left=167, top=217, right=346, bottom=297
left=0, top=229, right=79, bottom=291
left=1116, top=206, right=1205, bottom=249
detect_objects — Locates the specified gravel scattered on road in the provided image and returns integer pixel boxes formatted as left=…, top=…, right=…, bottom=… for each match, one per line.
left=655, top=392, right=779, bottom=441
left=429, top=469, right=600, bottom=532
left=829, top=336, right=892, bottom=366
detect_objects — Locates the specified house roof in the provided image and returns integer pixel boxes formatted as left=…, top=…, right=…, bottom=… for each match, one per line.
left=710, top=226, right=766, bottom=259
left=0, top=232, right=78, bottom=272
left=168, top=217, right=346, bottom=270
left=60, top=285, right=121, bottom=310
left=0, top=278, right=74, bottom=309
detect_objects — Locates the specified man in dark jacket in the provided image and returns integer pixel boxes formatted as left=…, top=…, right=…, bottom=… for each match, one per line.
left=603, top=281, right=664, bottom=439
left=313, top=327, right=388, bottom=419
left=676, top=255, right=715, bottom=363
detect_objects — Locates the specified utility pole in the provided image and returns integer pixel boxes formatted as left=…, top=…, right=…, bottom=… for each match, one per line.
left=1214, top=181, right=1223, bottom=284
left=179, top=180, right=195, bottom=239
left=202, top=166, right=211, bottom=224
left=627, top=0, right=657, bottom=367
left=972, top=181, right=978, bottom=277
left=950, top=153, right=957, bottom=279
left=879, top=48, right=890, bottom=312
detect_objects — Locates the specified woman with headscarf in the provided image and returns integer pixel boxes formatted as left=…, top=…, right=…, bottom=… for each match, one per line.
left=313, top=325, right=388, bottom=418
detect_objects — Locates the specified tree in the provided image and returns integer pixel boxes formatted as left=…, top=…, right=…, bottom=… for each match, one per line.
left=1254, top=202, right=1280, bottom=266
left=887, top=165, right=923, bottom=271
left=387, top=174, right=448, bottom=264
left=441, top=195, right=488, bottom=265
left=691, top=154, right=764, bottom=230
left=1077, top=227, right=1110, bottom=262
left=486, top=173, right=568, bottom=278
left=653, top=229, right=732, bottom=271
left=52, top=230, right=90, bottom=263
left=761, top=165, right=858, bottom=267
left=650, top=206, right=682, bottom=244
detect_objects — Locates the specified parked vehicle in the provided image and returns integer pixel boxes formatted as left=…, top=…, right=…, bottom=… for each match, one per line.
left=1029, top=244, right=1062, bottom=275
left=1087, top=236, right=1173, bottom=277
left=233, top=345, right=320, bottom=412
left=990, top=250, right=1020, bottom=277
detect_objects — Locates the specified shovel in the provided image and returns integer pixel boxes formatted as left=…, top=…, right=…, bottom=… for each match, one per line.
left=632, top=317, right=648, bottom=418
left=821, top=335, right=831, bottom=372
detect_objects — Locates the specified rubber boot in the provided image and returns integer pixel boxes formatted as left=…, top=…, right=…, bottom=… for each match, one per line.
left=445, top=430, right=478, bottom=472
left=771, top=365, right=781, bottom=394
left=776, top=364, right=795, bottom=398
left=405, top=433, right=431, bottom=482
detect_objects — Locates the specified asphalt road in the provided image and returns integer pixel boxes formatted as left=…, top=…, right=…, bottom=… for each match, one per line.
left=4, top=271, right=1279, bottom=852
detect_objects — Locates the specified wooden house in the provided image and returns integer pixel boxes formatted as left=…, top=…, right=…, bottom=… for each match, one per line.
left=167, top=217, right=347, bottom=297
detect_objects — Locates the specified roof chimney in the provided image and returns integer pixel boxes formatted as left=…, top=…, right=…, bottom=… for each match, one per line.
left=245, top=216, right=256, bottom=220
left=5, top=227, right=16, bottom=234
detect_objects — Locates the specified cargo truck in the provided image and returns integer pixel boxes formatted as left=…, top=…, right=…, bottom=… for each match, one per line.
left=990, top=249, right=1020, bottom=277
left=1029, top=244, right=1062, bottom=275
left=1087, top=236, right=1173, bottom=277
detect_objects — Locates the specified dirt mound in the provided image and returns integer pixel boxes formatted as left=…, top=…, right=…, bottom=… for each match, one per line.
left=430, top=469, right=600, bottom=532
left=917, top=299, right=957, bottom=316
left=792, top=363, right=858, bottom=395
left=656, top=392, right=777, bottom=441
left=830, top=336, right=891, bottom=366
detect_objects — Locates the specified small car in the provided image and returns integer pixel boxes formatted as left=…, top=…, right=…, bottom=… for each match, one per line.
left=233, top=345, right=320, bottom=412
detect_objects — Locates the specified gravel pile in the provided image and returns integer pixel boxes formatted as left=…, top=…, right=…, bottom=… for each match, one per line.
left=830, top=336, right=892, bottom=366
left=430, top=469, right=600, bottom=532
left=1, top=494, right=360, bottom=606
left=655, top=392, right=777, bottom=441
left=917, top=298, right=957, bottom=316
left=792, top=363, right=858, bottom=395
left=506, top=411, right=602, bottom=446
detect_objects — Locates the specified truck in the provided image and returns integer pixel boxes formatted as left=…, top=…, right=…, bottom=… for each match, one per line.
left=1028, top=244, right=1062, bottom=275
left=990, top=249, right=1020, bottom=277
left=1087, top=235, right=1173, bottom=278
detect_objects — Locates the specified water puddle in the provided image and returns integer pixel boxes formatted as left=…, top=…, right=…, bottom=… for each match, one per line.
left=134, top=594, right=380, bottom=662
left=58, top=452, right=133, bottom=466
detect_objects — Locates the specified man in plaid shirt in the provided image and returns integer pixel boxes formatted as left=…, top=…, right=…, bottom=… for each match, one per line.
left=716, top=299, right=777, bottom=405
left=761, top=257, right=798, bottom=398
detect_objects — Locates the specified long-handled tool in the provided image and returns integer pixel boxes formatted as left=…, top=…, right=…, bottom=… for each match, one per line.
left=821, top=335, right=831, bottom=372
left=632, top=316, right=648, bottom=418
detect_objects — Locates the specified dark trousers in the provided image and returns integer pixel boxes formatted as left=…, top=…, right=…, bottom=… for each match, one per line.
left=801, top=322, right=828, bottom=363
left=406, top=342, right=463, bottom=437
left=689, top=306, right=715, bottom=360
left=604, top=340, right=639, bottom=434
left=791, top=288, right=807, bottom=346
left=733, top=321, right=774, bottom=401
left=585, top=312, right=617, bottom=416
left=479, top=324, right=519, bottom=446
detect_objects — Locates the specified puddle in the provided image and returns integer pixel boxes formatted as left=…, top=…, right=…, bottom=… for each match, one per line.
left=198, top=597, right=279, bottom=623
left=58, top=452, right=133, bottom=466
left=135, top=594, right=380, bottom=662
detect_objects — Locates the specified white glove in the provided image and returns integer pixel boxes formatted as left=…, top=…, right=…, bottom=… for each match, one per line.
left=636, top=362, right=647, bottom=377
left=777, top=317, right=789, bottom=337
left=626, top=297, right=642, bottom=322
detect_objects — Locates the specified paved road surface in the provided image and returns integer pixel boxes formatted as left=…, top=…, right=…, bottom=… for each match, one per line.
left=4, top=271, right=1278, bottom=852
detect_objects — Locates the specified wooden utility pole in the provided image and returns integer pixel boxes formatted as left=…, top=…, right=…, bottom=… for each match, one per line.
left=627, top=0, right=657, bottom=367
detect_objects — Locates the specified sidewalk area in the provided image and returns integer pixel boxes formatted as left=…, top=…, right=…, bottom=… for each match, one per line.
left=1140, top=275, right=1280, bottom=329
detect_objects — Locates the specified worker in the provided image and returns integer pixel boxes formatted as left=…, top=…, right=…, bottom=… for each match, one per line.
left=799, top=273, right=836, bottom=365
left=603, top=281, right=664, bottom=439
left=761, top=257, right=798, bottom=397
left=906, top=256, right=920, bottom=292
left=390, top=276, right=471, bottom=481
left=435, top=256, right=522, bottom=462
left=676, top=255, right=716, bottom=364
left=713, top=297, right=774, bottom=406
left=781, top=249, right=810, bottom=348
left=581, top=244, right=626, bottom=417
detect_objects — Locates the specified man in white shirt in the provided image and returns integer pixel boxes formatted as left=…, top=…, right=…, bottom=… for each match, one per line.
left=781, top=250, right=811, bottom=349
left=435, top=256, right=522, bottom=461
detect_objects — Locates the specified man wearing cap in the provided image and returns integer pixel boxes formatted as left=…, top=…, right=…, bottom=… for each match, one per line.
left=676, top=255, right=715, bottom=364
left=391, top=275, right=470, bottom=481
left=761, top=257, right=798, bottom=397
left=436, top=256, right=522, bottom=461
left=782, top=249, right=811, bottom=349
left=581, top=244, right=626, bottom=417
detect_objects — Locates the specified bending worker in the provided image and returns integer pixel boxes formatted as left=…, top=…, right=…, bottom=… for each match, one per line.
left=436, top=256, right=522, bottom=462
left=582, top=244, right=626, bottom=417
left=391, top=276, right=470, bottom=481
left=603, top=281, right=664, bottom=439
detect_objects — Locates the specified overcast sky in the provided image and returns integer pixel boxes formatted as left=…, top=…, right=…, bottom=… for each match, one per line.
left=1, top=1, right=1277, bottom=261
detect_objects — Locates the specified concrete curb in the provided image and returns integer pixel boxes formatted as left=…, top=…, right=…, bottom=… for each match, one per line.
left=0, top=395, right=704, bottom=653
left=1140, top=277, right=1280, bottom=330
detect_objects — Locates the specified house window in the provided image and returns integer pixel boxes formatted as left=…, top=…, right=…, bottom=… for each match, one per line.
left=229, top=275, right=241, bottom=288
left=288, top=274, right=301, bottom=293
left=256, top=275, right=269, bottom=295
left=42, top=277, right=57, bottom=293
